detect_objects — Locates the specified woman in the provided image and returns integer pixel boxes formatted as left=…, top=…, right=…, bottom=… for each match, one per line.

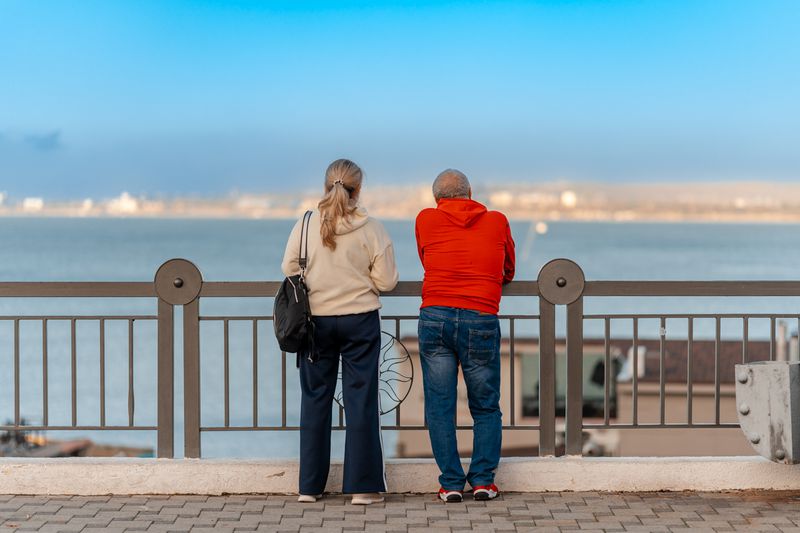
left=281, top=159, right=399, bottom=505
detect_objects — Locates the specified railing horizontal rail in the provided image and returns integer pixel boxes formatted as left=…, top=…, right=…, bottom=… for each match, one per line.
left=0, top=426, right=157, bottom=431
left=198, top=314, right=540, bottom=321
left=585, top=313, right=800, bottom=319
left=0, top=315, right=157, bottom=320
left=199, top=281, right=282, bottom=297
left=0, top=282, right=155, bottom=297
left=199, top=280, right=540, bottom=297
left=582, top=423, right=740, bottom=429
left=585, top=280, right=800, bottom=297
left=199, top=425, right=540, bottom=432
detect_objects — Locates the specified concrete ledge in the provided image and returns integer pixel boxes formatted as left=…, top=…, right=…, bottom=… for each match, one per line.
left=1, top=456, right=799, bottom=495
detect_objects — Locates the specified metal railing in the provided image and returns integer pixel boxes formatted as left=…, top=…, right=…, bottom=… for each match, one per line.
left=184, top=271, right=543, bottom=458
left=2, top=257, right=799, bottom=459
left=0, top=281, right=170, bottom=455
left=544, top=259, right=800, bottom=455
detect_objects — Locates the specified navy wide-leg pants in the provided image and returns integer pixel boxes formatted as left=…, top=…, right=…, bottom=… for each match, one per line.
left=298, top=310, right=387, bottom=495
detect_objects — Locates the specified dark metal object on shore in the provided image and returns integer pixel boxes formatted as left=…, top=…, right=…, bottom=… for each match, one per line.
left=0, top=419, right=91, bottom=458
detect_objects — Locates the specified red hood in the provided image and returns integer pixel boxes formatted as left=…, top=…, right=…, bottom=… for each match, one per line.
left=436, top=198, right=487, bottom=227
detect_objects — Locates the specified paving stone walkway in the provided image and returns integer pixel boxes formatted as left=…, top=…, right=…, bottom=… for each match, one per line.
left=2, top=491, right=800, bottom=532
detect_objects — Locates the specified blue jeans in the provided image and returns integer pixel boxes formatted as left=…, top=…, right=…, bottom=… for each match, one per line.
left=418, top=306, right=502, bottom=491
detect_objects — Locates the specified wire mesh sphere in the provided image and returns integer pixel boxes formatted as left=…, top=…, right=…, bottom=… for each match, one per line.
left=334, top=330, right=413, bottom=415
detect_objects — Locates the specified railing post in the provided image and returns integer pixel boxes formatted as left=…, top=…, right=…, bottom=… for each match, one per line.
left=538, top=299, right=556, bottom=456
left=566, top=296, right=584, bottom=455
left=156, top=298, right=174, bottom=458
left=155, top=259, right=203, bottom=459
left=183, top=298, right=201, bottom=458
left=538, top=259, right=586, bottom=457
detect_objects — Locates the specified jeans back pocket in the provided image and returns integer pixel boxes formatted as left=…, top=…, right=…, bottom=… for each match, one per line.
left=468, top=326, right=499, bottom=365
left=418, top=320, right=446, bottom=357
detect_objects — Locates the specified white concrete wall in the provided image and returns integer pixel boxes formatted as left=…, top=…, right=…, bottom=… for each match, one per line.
left=1, top=456, right=799, bottom=495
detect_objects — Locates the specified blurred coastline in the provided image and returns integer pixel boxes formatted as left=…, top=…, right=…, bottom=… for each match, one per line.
left=2, top=181, right=800, bottom=223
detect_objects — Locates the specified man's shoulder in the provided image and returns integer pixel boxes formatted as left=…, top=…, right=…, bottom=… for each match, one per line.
left=415, top=207, right=439, bottom=224
left=484, top=209, right=510, bottom=225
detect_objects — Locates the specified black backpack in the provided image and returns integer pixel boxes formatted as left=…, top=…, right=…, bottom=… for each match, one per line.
left=274, top=211, right=316, bottom=363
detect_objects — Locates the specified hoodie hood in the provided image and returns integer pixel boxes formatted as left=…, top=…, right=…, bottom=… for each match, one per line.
left=334, top=206, right=370, bottom=235
left=436, top=198, right=487, bottom=227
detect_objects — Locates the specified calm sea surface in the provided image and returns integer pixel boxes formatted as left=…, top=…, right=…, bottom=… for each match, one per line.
left=0, top=218, right=799, bottom=458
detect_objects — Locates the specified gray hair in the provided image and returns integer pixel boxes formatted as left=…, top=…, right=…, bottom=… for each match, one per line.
left=432, top=169, right=471, bottom=200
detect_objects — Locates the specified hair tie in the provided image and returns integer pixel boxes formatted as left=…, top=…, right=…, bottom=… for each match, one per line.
left=333, top=179, right=344, bottom=186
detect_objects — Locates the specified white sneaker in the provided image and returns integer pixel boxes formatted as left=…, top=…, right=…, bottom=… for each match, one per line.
left=438, top=488, right=464, bottom=503
left=351, top=493, right=384, bottom=505
left=472, top=484, right=499, bottom=501
left=297, top=494, right=322, bottom=503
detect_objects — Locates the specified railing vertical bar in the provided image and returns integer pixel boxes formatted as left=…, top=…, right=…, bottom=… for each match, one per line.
left=99, top=318, right=106, bottom=427
left=13, top=319, right=20, bottom=426
left=632, top=317, right=638, bottom=427
left=157, top=299, right=174, bottom=458
left=687, top=317, right=694, bottom=426
left=715, top=316, right=721, bottom=425
left=770, top=317, right=776, bottom=361
left=224, top=319, right=230, bottom=428
left=252, top=319, right=258, bottom=428
left=128, top=319, right=134, bottom=427
left=565, top=298, right=584, bottom=455
left=538, top=299, right=556, bottom=456
left=42, top=319, right=48, bottom=427
left=281, top=351, right=287, bottom=428
left=743, top=316, right=749, bottom=363
left=509, top=318, right=516, bottom=426
left=183, top=299, right=202, bottom=458
left=71, top=318, right=77, bottom=427
left=603, top=318, right=611, bottom=425
left=395, top=318, right=401, bottom=427
left=659, top=317, right=666, bottom=425
left=339, top=404, right=345, bottom=428
left=742, top=316, right=747, bottom=364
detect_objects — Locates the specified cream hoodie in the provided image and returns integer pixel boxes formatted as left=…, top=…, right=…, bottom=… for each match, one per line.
left=281, top=208, right=399, bottom=316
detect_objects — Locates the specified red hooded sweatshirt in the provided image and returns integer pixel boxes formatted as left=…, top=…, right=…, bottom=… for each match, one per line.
left=415, top=198, right=515, bottom=314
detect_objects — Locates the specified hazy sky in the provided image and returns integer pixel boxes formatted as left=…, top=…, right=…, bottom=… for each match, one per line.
left=1, top=0, right=798, bottom=198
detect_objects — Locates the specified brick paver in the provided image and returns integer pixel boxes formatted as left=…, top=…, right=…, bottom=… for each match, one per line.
left=1, top=492, right=800, bottom=532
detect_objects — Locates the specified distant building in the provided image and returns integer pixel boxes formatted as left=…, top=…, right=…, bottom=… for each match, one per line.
left=22, top=197, right=44, bottom=212
left=489, top=191, right=514, bottom=208
left=106, top=192, right=139, bottom=215
left=560, top=190, right=577, bottom=208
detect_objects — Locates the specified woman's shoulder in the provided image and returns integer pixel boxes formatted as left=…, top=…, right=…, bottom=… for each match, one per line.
left=354, top=210, right=392, bottom=240
left=359, top=211, right=387, bottom=231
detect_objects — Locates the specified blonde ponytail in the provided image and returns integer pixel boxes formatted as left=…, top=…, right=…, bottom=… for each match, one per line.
left=318, top=159, right=363, bottom=250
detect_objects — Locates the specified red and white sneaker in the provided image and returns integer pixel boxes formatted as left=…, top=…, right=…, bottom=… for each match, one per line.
left=472, top=484, right=499, bottom=501
left=438, top=488, right=463, bottom=503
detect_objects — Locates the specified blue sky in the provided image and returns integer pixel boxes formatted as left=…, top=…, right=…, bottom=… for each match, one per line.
left=1, top=0, right=798, bottom=198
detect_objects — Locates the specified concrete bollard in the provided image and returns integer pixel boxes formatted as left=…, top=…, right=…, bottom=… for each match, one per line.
left=735, top=361, right=800, bottom=464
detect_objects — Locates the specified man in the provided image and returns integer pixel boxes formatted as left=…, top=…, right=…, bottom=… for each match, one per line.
left=415, top=169, right=515, bottom=502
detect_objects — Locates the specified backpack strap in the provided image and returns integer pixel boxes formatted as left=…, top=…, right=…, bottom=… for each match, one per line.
left=298, top=210, right=313, bottom=278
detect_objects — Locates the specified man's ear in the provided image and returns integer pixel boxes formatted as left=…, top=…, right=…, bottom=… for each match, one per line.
left=468, top=187, right=472, bottom=199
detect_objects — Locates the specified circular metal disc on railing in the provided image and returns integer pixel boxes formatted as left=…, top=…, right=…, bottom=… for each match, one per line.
left=334, top=331, right=414, bottom=415
left=154, top=258, right=203, bottom=305
left=537, top=258, right=585, bottom=305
